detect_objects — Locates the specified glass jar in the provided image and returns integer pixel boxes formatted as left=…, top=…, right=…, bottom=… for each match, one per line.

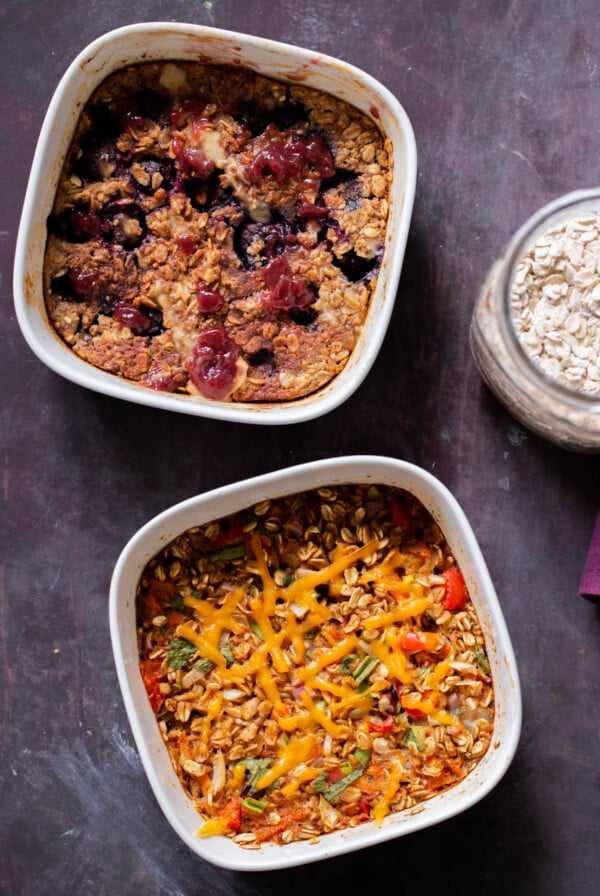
left=470, top=189, right=600, bottom=452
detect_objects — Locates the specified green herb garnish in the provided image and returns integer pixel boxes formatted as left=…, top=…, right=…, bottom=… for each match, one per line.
left=220, top=645, right=235, bottom=667
left=352, top=656, right=379, bottom=688
left=194, top=657, right=216, bottom=674
left=313, top=769, right=329, bottom=793
left=238, top=758, right=273, bottom=793
left=404, top=727, right=425, bottom=752
left=353, top=747, right=371, bottom=767
left=170, top=592, right=193, bottom=612
left=249, top=620, right=264, bottom=641
left=321, top=749, right=371, bottom=803
left=242, top=797, right=266, bottom=815
left=205, top=543, right=246, bottom=562
left=166, top=638, right=197, bottom=670
left=339, top=653, right=357, bottom=674
left=473, top=646, right=490, bottom=675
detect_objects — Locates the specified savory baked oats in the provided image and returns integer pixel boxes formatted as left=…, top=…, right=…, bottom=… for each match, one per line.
left=135, top=485, right=495, bottom=846
left=44, top=62, right=392, bottom=402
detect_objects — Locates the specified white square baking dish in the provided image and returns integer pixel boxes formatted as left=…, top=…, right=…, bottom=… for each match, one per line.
left=109, top=455, right=521, bottom=870
left=13, top=23, right=416, bottom=424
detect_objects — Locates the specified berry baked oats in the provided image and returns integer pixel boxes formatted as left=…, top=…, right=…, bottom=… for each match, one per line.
left=44, top=62, right=392, bottom=402
left=135, top=485, right=495, bottom=846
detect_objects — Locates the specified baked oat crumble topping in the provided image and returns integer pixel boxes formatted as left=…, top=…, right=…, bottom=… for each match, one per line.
left=44, top=62, right=393, bottom=403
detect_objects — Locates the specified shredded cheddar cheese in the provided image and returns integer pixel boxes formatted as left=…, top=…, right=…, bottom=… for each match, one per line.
left=296, top=635, right=359, bottom=681
left=368, top=639, right=413, bottom=685
left=176, top=621, right=227, bottom=668
left=250, top=597, right=289, bottom=673
left=362, top=597, right=432, bottom=630
left=196, top=817, right=230, bottom=838
left=299, top=690, right=344, bottom=738
left=255, top=734, right=317, bottom=790
left=372, top=757, right=407, bottom=824
left=283, top=540, right=379, bottom=602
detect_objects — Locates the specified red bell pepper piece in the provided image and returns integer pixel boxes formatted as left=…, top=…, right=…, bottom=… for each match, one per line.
left=368, top=716, right=395, bottom=734
left=141, top=579, right=175, bottom=617
left=358, top=797, right=371, bottom=816
left=400, top=696, right=426, bottom=719
left=398, top=631, right=441, bottom=653
left=140, top=658, right=165, bottom=713
left=389, top=499, right=412, bottom=530
left=442, top=568, right=467, bottom=610
left=165, top=611, right=188, bottom=628
left=147, top=579, right=175, bottom=599
left=209, top=523, right=246, bottom=549
left=393, top=682, right=405, bottom=702
left=218, top=797, right=242, bottom=832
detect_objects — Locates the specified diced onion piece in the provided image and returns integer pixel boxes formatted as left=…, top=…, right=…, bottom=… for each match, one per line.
left=211, top=750, right=226, bottom=795
left=290, top=602, right=310, bottom=619
left=318, top=795, right=341, bottom=831
left=223, top=688, right=244, bottom=700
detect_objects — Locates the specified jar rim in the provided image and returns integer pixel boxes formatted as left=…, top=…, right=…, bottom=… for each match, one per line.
left=498, top=188, right=600, bottom=410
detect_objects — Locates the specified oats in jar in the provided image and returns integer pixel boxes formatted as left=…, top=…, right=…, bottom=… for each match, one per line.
left=510, top=212, right=600, bottom=395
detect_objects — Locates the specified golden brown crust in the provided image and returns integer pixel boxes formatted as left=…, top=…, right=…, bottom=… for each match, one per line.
left=44, top=62, right=392, bottom=402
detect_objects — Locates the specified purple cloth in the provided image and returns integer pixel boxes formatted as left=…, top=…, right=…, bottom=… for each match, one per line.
left=579, top=512, right=600, bottom=600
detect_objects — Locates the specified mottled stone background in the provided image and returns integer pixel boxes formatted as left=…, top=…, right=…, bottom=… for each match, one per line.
left=1, top=2, right=598, bottom=894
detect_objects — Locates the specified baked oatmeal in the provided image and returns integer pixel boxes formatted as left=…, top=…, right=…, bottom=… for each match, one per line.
left=44, top=62, right=392, bottom=402
left=135, top=485, right=495, bottom=846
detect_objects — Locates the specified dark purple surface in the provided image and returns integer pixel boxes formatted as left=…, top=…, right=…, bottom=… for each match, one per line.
left=579, top=512, right=600, bottom=599
left=1, top=3, right=599, bottom=895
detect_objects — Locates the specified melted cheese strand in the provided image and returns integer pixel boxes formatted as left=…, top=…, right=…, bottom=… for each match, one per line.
left=401, top=693, right=456, bottom=726
left=257, top=666, right=285, bottom=711
left=283, top=540, right=380, bottom=602
left=372, top=756, right=406, bottom=824
left=299, top=690, right=344, bottom=738
left=296, top=634, right=359, bottom=682
left=200, top=693, right=223, bottom=751
left=250, top=533, right=279, bottom=616
left=362, top=597, right=432, bottom=631
left=176, top=622, right=227, bottom=668
left=180, top=587, right=245, bottom=666
left=368, top=639, right=413, bottom=685
left=219, top=643, right=271, bottom=682
left=425, top=660, right=452, bottom=689
left=281, top=610, right=308, bottom=663
left=254, top=734, right=317, bottom=790
left=250, top=598, right=289, bottom=673
left=280, top=767, right=321, bottom=797
left=277, top=712, right=313, bottom=732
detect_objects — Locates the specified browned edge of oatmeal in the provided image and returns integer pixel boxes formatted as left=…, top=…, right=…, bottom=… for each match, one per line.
left=44, top=62, right=393, bottom=404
